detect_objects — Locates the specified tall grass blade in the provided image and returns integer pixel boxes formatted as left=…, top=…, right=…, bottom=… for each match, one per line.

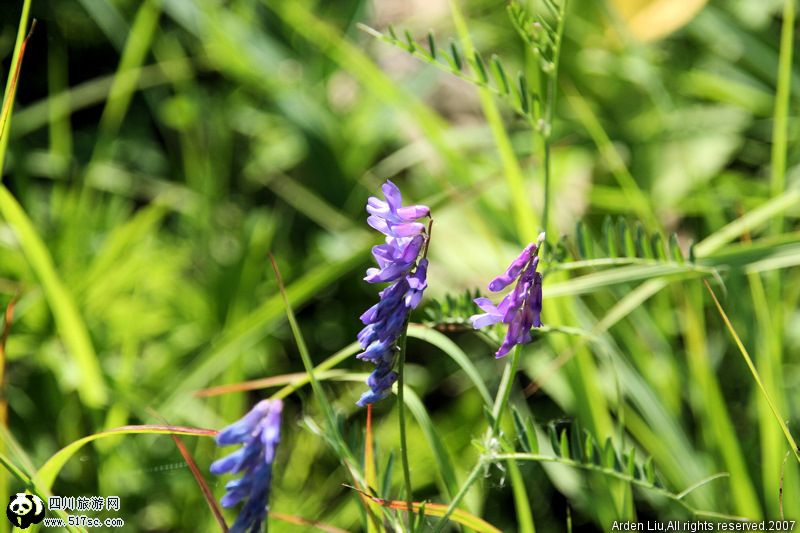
left=0, top=0, right=34, bottom=170
left=703, top=280, right=800, bottom=464
left=0, top=187, right=108, bottom=407
left=36, top=425, right=217, bottom=491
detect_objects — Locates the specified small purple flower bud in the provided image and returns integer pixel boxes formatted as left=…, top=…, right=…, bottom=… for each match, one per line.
left=209, top=445, right=257, bottom=476
left=365, top=263, right=410, bottom=284
left=367, top=367, right=399, bottom=391
left=488, top=243, right=537, bottom=292
left=220, top=476, right=252, bottom=508
left=357, top=324, right=378, bottom=349
left=356, top=339, right=394, bottom=363
left=405, top=259, right=428, bottom=309
left=215, top=400, right=273, bottom=445
left=359, top=304, right=379, bottom=325
left=356, top=386, right=393, bottom=406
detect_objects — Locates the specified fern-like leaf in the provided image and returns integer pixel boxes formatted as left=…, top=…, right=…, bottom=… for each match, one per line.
left=551, top=217, right=687, bottom=264
left=423, top=288, right=480, bottom=333
left=491, top=419, right=738, bottom=519
left=358, top=23, right=539, bottom=123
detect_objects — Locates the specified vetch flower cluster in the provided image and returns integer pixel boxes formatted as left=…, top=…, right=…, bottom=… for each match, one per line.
left=211, top=399, right=283, bottom=533
left=470, top=233, right=545, bottom=358
left=356, top=181, right=430, bottom=406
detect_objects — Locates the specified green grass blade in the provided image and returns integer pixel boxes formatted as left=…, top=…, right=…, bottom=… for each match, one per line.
left=545, top=262, right=714, bottom=297
left=0, top=0, right=33, bottom=171
left=403, top=387, right=458, bottom=499
left=704, top=280, right=800, bottom=465
left=682, top=283, right=761, bottom=517
left=95, top=0, right=162, bottom=144
left=450, top=0, right=537, bottom=243
left=0, top=186, right=108, bottom=407
left=562, top=82, right=657, bottom=230
left=159, top=240, right=369, bottom=414
left=506, top=457, right=535, bottom=533
left=694, top=188, right=800, bottom=257
left=493, top=453, right=746, bottom=521
left=270, top=343, right=360, bottom=400
left=407, top=324, right=493, bottom=407
left=351, top=484, right=501, bottom=533
left=36, top=425, right=216, bottom=491
left=0, top=452, right=85, bottom=533
left=770, top=0, right=795, bottom=235
left=267, top=254, right=373, bottom=501
left=0, top=0, right=107, bottom=407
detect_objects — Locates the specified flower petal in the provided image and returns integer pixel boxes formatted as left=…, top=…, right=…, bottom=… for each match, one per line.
left=382, top=180, right=404, bottom=212
left=488, top=242, right=537, bottom=292
left=396, top=204, right=430, bottom=220
left=470, top=312, right=502, bottom=329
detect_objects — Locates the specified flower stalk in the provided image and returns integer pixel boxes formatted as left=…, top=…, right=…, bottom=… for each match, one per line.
left=396, top=325, right=415, bottom=530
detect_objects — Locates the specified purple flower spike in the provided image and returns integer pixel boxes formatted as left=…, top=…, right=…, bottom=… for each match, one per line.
left=356, top=181, right=430, bottom=406
left=211, top=399, right=283, bottom=533
left=470, top=233, right=545, bottom=358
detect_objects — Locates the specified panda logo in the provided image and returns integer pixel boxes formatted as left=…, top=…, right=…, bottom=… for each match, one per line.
left=6, top=493, right=45, bottom=528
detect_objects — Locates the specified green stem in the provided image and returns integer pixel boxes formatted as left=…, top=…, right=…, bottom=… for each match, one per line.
left=268, top=255, right=366, bottom=487
left=491, top=453, right=746, bottom=521
left=541, top=0, right=567, bottom=239
left=502, top=440, right=536, bottom=533
left=449, top=0, right=536, bottom=243
left=271, top=257, right=331, bottom=424
left=704, top=280, right=800, bottom=465
left=430, top=347, right=523, bottom=532
left=270, top=343, right=360, bottom=401
left=771, top=0, right=795, bottom=236
left=541, top=139, right=551, bottom=240
left=491, top=345, right=522, bottom=437
left=397, top=326, right=414, bottom=531
left=431, top=460, right=485, bottom=533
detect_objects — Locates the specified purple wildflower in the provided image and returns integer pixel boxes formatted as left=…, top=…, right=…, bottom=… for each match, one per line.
left=470, top=233, right=545, bottom=358
left=211, top=399, right=282, bottom=533
left=356, top=181, right=430, bottom=406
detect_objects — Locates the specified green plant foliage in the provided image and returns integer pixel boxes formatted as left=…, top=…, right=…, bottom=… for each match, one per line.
left=358, top=22, right=541, bottom=123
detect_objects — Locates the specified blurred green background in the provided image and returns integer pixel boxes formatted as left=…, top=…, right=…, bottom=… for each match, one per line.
left=1, top=0, right=799, bottom=531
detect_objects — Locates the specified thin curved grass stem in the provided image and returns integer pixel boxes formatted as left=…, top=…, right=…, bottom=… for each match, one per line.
left=492, top=453, right=747, bottom=522
left=430, top=346, right=522, bottom=532
left=431, top=460, right=485, bottom=533
left=704, top=279, right=800, bottom=464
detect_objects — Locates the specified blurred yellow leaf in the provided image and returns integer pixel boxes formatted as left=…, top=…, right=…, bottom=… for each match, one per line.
left=612, top=0, right=709, bottom=41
